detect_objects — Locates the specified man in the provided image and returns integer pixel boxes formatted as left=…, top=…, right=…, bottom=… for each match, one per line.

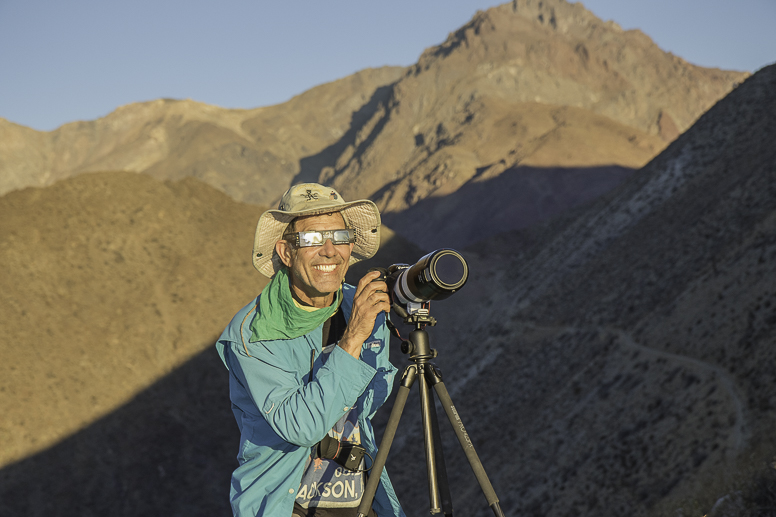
left=216, top=183, right=405, bottom=517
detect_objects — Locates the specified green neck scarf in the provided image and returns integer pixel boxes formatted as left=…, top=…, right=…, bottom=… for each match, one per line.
left=250, top=267, right=342, bottom=341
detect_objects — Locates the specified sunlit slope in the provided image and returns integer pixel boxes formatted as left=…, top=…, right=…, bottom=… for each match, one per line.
left=0, top=67, right=406, bottom=201
left=0, top=172, right=265, bottom=466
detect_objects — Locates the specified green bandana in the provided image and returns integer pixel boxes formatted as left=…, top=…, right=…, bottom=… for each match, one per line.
left=249, top=267, right=342, bottom=341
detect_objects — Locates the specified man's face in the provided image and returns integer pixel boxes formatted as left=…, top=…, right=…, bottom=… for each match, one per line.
left=276, top=212, right=354, bottom=307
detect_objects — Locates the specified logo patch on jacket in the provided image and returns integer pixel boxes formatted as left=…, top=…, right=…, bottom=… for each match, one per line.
left=366, top=340, right=382, bottom=350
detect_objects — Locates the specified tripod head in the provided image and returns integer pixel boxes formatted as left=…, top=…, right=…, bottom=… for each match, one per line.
left=393, top=300, right=436, bottom=327
left=379, top=295, right=439, bottom=357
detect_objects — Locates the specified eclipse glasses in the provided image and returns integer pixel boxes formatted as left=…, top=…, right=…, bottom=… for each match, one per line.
left=284, top=228, right=356, bottom=248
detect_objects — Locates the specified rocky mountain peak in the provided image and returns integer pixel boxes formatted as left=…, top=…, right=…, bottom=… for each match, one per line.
left=510, top=0, right=624, bottom=33
left=320, top=0, right=748, bottom=247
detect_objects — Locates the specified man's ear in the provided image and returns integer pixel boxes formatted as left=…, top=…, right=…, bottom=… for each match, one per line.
left=275, top=240, right=293, bottom=268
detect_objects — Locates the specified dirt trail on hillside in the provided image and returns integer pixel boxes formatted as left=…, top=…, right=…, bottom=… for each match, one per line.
left=511, top=323, right=750, bottom=454
left=439, top=316, right=750, bottom=455
left=603, top=327, right=749, bottom=452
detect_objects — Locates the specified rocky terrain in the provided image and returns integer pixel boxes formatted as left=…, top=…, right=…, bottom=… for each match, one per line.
left=0, top=172, right=266, bottom=469
left=0, top=66, right=405, bottom=204
left=316, top=0, right=749, bottom=247
left=0, top=0, right=747, bottom=249
left=382, top=63, right=776, bottom=517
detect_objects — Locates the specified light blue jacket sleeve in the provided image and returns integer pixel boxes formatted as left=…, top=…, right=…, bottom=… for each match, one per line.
left=355, top=312, right=397, bottom=420
left=226, top=335, right=378, bottom=447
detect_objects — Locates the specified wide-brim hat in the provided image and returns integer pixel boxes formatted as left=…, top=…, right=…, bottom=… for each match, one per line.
left=253, top=183, right=381, bottom=277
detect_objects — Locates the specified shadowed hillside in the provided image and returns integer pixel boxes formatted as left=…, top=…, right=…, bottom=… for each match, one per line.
left=0, top=346, right=236, bottom=517
left=381, top=64, right=776, bottom=517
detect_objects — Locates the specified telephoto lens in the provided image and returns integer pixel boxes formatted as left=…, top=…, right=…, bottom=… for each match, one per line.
left=390, top=249, right=468, bottom=305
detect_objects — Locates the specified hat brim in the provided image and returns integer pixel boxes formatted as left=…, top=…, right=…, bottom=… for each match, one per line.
left=252, top=199, right=381, bottom=278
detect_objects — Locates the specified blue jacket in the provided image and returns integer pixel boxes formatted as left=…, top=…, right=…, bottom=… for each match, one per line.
left=216, top=283, right=405, bottom=517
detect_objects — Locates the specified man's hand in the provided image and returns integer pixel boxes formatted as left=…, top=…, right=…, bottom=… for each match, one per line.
left=338, top=270, right=390, bottom=359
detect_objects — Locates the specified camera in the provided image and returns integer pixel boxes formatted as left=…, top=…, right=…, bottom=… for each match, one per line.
left=387, top=248, right=468, bottom=304
left=372, top=249, right=468, bottom=322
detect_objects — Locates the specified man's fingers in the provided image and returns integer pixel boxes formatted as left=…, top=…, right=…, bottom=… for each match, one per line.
left=368, top=291, right=390, bottom=309
left=354, top=270, right=383, bottom=296
left=375, top=300, right=391, bottom=314
left=348, top=289, right=390, bottom=336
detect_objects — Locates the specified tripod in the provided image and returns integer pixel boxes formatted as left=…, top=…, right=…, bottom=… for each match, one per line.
left=357, top=310, right=505, bottom=517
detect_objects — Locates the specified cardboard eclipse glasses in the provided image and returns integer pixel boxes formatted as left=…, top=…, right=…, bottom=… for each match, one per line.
left=284, top=229, right=356, bottom=248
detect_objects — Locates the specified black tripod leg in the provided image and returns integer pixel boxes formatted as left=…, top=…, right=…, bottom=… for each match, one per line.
left=426, top=375, right=454, bottom=517
left=418, top=365, right=443, bottom=513
left=357, top=365, right=417, bottom=517
left=428, top=365, right=506, bottom=517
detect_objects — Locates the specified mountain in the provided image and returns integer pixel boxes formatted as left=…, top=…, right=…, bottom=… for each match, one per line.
left=315, top=0, right=750, bottom=247
left=0, top=64, right=773, bottom=517
left=0, top=0, right=748, bottom=250
left=1, top=2, right=770, bottom=515
left=0, top=172, right=266, bottom=468
left=382, top=63, right=776, bottom=516
left=0, top=66, right=405, bottom=204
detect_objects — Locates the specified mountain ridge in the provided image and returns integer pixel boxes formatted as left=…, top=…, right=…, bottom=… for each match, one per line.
left=0, top=1, right=748, bottom=250
left=0, top=66, right=406, bottom=201
left=307, top=0, right=749, bottom=245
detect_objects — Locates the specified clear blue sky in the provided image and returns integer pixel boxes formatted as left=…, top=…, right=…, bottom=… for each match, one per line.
left=1, top=0, right=774, bottom=132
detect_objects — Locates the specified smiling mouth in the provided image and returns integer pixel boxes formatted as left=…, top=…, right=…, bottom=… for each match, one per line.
left=313, top=264, right=338, bottom=273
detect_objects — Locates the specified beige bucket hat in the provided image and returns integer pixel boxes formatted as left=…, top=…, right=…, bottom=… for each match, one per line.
left=253, top=183, right=381, bottom=277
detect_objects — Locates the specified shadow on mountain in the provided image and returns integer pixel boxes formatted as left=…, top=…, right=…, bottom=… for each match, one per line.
left=0, top=343, right=237, bottom=517
left=0, top=342, right=417, bottom=517
left=292, top=81, right=398, bottom=186
left=380, top=164, right=636, bottom=251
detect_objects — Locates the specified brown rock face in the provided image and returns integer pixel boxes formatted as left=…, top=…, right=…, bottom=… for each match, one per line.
left=0, top=172, right=266, bottom=468
left=308, top=0, right=749, bottom=246
left=658, top=110, right=680, bottom=141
